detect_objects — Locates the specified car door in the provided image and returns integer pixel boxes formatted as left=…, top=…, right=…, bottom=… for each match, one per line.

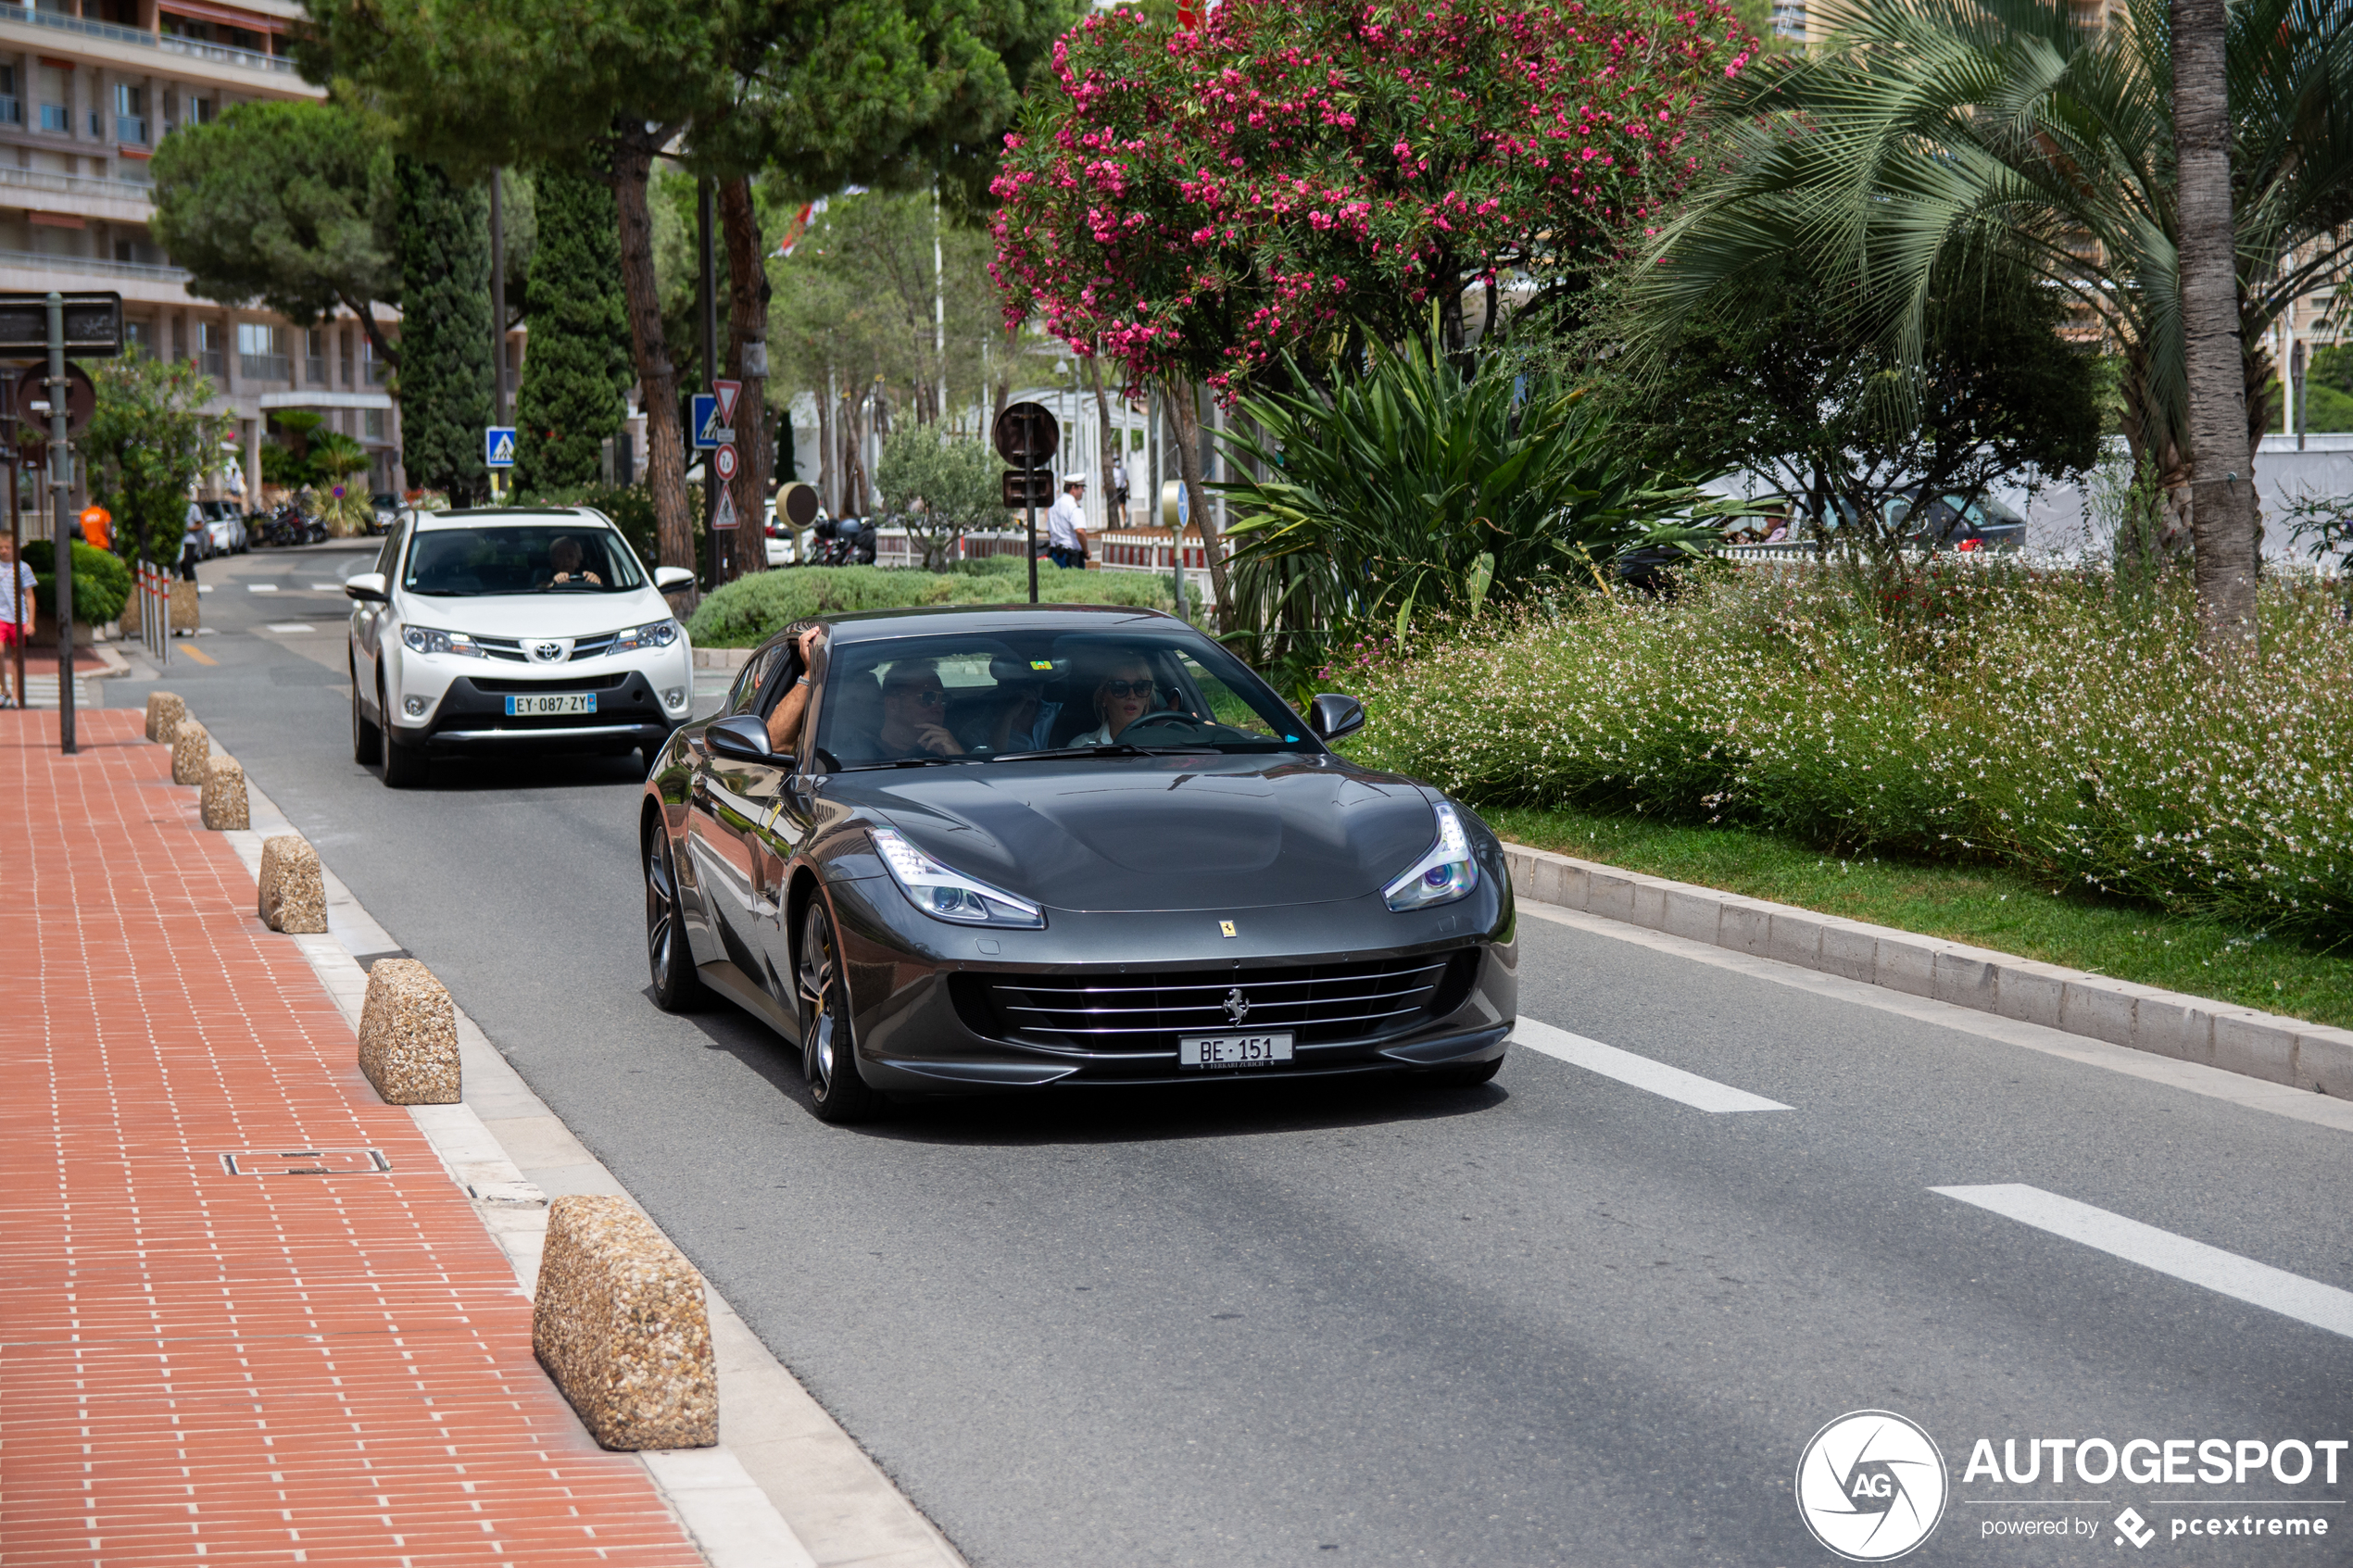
left=685, top=646, right=788, bottom=978
left=350, top=521, right=406, bottom=714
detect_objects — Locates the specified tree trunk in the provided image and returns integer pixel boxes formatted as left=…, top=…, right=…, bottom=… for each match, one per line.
left=719, top=176, right=772, bottom=584
left=611, top=129, right=694, bottom=609
left=1087, top=351, right=1118, bottom=534
left=994, top=321, right=1015, bottom=429
left=2171, top=0, right=2259, bottom=654
left=1164, top=381, right=1228, bottom=625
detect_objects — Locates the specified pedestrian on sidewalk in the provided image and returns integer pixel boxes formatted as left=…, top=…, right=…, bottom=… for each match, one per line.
left=77, top=502, right=112, bottom=554
left=1048, top=473, right=1088, bottom=571
left=0, top=532, right=31, bottom=709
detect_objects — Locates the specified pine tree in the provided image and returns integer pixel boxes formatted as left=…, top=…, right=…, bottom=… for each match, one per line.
left=396, top=156, right=493, bottom=503
left=515, top=168, right=632, bottom=491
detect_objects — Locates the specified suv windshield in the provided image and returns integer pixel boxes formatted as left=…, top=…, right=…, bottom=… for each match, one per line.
left=402, top=525, right=646, bottom=596
left=814, top=628, right=1311, bottom=769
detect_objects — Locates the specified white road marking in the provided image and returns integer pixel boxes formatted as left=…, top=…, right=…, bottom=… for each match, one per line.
left=1513, top=900, right=2353, bottom=1136
left=247, top=583, right=279, bottom=592
left=263, top=622, right=318, bottom=634
left=1932, top=1184, right=2353, bottom=1339
left=1512, top=1017, right=1791, bottom=1112
left=309, top=582, right=343, bottom=592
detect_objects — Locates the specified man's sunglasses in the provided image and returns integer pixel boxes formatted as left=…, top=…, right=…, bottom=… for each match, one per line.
left=1101, top=679, right=1156, bottom=700
left=886, top=685, right=947, bottom=708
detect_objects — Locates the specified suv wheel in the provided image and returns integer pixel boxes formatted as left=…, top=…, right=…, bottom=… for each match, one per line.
left=378, top=675, right=428, bottom=787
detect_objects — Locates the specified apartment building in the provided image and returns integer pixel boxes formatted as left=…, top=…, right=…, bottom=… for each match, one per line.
left=0, top=0, right=401, bottom=537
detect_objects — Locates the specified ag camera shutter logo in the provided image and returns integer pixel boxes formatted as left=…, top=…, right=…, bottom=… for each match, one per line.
left=1795, top=1411, right=1949, bottom=1562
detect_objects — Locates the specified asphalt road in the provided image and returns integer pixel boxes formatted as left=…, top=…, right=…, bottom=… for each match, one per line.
left=97, top=544, right=2353, bottom=1567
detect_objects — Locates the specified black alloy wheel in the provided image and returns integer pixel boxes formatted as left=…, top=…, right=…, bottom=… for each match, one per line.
left=796, top=899, right=882, bottom=1123
left=378, top=674, right=428, bottom=788
left=645, top=826, right=706, bottom=1011
left=350, top=660, right=379, bottom=763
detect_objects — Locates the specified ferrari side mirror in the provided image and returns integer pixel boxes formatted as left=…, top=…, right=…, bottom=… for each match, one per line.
left=706, top=714, right=773, bottom=762
left=1308, top=693, right=1365, bottom=743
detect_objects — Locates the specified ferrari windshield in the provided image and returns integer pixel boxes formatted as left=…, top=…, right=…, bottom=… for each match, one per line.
left=402, top=526, right=647, bottom=596
left=815, top=628, right=1311, bottom=769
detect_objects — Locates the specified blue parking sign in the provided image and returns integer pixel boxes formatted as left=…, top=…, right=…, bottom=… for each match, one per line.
left=484, top=426, right=517, bottom=468
left=690, top=394, right=722, bottom=450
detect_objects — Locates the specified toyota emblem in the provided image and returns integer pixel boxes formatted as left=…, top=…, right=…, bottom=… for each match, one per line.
left=532, top=641, right=564, bottom=662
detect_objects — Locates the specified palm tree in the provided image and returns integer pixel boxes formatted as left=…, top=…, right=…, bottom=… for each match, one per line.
left=1631, top=0, right=2353, bottom=641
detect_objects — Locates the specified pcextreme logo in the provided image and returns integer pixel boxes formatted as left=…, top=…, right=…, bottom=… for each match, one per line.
left=1796, top=1410, right=1950, bottom=1562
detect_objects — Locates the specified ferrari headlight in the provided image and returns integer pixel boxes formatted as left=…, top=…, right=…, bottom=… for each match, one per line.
left=1383, top=800, right=1479, bottom=911
left=870, top=827, right=1044, bottom=929
left=613, top=618, right=682, bottom=653
left=401, top=625, right=484, bottom=657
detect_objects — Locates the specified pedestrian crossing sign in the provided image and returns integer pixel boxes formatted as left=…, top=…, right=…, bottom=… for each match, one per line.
left=691, top=394, right=722, bottom=450
left=712, top=486, right=739, bottom=531
left=484, top=426, right=517, bottom=468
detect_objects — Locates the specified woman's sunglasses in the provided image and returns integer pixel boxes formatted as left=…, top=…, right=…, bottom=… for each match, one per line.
left=1101, top=679, right=1156, bottom=700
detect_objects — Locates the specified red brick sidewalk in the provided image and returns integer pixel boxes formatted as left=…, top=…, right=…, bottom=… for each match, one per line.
left=0, top=710, right=705, bottom=1566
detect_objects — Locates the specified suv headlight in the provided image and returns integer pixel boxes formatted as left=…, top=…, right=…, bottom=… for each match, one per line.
left=613, top=619, right=681, bottom=653
left=870, top=827, right=1044, bottom=928
left=401, top=626, right=484, bottom=657
left=1383, top=800, right=1479, bottom=911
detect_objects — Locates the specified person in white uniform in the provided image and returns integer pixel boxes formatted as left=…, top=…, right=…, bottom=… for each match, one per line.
left=1046, top=472, right=1088, bottom=570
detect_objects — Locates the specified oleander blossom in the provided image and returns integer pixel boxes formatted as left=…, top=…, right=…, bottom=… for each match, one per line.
left=1342, top=560, right=2353, bottom=942
left=991, top=0, right=1752, bottom=394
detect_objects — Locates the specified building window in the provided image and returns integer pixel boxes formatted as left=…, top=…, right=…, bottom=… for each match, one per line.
left=236, top=321, right=289, bottom=383
left=341, top=336, right=355, bottom=388
left=305, top=327, right=328, bottom=385
left=196, top=320, right=224, bottom=378
left=123, top=320, right=154, bottom=358
left=114, top=84, right=146, bottom=145
left=88, top=109, right=102, bottom=139
left=364, top=409, right=386, bottom=441
left=185, top=95, right=214, bottom=126
left=39, top=103, right=69, bottom=133
left=363, top=344, right=390, bottom=385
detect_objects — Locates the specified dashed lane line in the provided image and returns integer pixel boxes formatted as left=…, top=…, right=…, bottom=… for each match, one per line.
left=1512, top=1016, right=1792, bottom=1113
left=1932, top=1184, right=2353, bottom=1340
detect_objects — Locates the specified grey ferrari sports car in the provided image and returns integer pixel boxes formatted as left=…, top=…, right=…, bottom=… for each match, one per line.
left=640, top=604, right=1516, bottom=1122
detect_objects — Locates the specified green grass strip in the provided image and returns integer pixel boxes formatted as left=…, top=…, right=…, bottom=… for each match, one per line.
left=1487, top=803, right=2353, bottom=1033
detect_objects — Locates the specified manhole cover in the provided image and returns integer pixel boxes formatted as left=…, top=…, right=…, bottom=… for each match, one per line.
left=220, top=1148, right=391, bottom=1175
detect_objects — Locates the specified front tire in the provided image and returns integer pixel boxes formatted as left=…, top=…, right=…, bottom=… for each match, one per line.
left=351, top=664, right=380, bottom=763
left=796, top=899, right=883, bottom=1123
left=378, top=676, right=428, bottom=787
left=646, top=826, right=706, bottom=1011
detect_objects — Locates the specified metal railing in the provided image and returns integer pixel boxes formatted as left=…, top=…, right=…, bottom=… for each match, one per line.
left=0, top=95, right=20, bottom=125
left=239, top=352, right=290, bottom=383
left=0, top=165, right=157, bottom=205
left=0, top=248, right=190, bottom=282
left=4, top=8, right=296, bottom=76
left=305, top=355, right=328, bottom=386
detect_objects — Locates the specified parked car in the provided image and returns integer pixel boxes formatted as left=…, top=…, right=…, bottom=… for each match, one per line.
left=762, top=497, right=816, bottom=567
left=1889, top=491, right=2026, bottom=552
left=346, top=507, right=698, bottom=787
left=639, top=605, right=1516, bottom=1121
left=371, top=492, right=400, bottom=534
left=199, top=499, right=247, bottom=556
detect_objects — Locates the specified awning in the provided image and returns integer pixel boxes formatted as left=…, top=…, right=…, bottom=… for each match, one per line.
left=158, top=1, right=288, bottom=34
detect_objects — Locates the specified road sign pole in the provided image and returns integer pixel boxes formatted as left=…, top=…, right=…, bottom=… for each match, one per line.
left=698, top=177, right=720, bottom=586
left=48, top=291, right=71, bottom=754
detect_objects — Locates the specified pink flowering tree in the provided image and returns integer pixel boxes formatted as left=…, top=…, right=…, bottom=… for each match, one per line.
left=992, top=0, right=1752, bottom=394
left=991, top=0, right=1750, bottom=619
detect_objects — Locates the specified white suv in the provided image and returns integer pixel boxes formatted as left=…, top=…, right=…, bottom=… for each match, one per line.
left=346, top=507, right=697, bottom=787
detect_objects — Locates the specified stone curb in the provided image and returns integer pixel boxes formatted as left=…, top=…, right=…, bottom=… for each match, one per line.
left=1501, top=842, right=2353, bottom=1100
left=357, top=958, right=462, bottom=1105
left=535, top=1195, right=720, bottom=1452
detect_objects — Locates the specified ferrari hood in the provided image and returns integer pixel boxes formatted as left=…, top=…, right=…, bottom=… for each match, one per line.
left=847, top=755, right=1438, bottom=913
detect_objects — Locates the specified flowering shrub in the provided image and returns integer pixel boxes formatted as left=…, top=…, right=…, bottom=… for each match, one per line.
left=1349, top=563, right=2353, bottom=939
left=991, top=0, right=1752, bottom=392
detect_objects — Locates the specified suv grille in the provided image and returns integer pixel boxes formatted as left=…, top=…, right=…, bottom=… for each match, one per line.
left=467, top=674, right=630, bottom=694
left=571, top=633, right=620, bottom=660
left=473, top=634, right=528, bottom=663
left=957, top=953, right=1476, bottom=1056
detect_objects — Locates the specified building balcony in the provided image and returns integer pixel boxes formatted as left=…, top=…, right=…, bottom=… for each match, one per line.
left=0, top=9, right=301, bottom=84
left=0, top=165, right=157, bottom=226
left=239, top=352, right=291, bottom=383
left=0, top=247, right=189, bottom=283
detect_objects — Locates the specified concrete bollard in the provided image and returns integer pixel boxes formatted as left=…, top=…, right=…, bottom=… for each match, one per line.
left=170, top=718, right=210, bottom=785
left=258, top=834, right=329, bottom=934
left=533, top=1195, right=718, bottom=1451
left=356, top=959, right=460, bottom=1104
left=169, top=579, right=200, bottom=633
left=200, top=755, right=249, bottom=831
left=145, top=690, right=185, bottom=744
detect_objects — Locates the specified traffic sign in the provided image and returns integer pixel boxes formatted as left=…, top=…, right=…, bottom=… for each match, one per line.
left=1003, top=470, right=1054, bottom=508
left=712, top=379, right=741, bottom=429
left=1160, top=477, right=1189, bottom=529
left=712, top=487, right=739, bottom=531
left=484, top=426, right=517, bottom=468
left=712, top=443, right=739, bottom=483
left=12, top=363, right=95, bottom=436
left=691, top=394, right=722, bottom=449
left=779, top=483, right=820, bottom=529
left=0, top=292, right=121, bottom=358
left=991, top=400, right=1059, bottom=471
